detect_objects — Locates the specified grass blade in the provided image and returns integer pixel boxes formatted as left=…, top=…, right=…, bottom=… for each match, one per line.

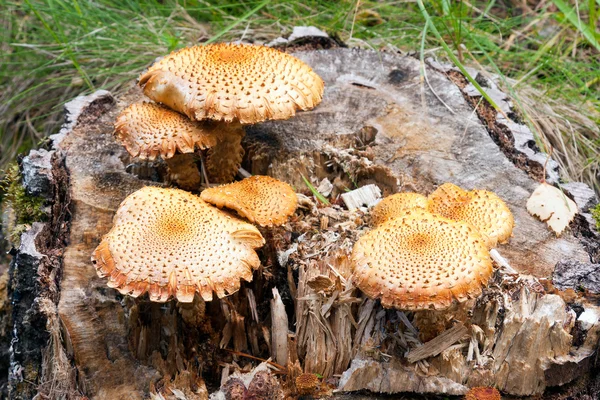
left=301, top=174, right=330, bottom=206
left=551, top=0, right=600, bottom=52
left=416, top=0, right=507, bottom=117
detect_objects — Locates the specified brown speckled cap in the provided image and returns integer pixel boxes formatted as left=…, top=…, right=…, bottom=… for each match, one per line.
left=92, top=186, right=265, bottom=302
left=139, top=43, right=324, bottom=124
left=352, top=209, right=492, bottom=310
left=427, top=183, right=514, bottom=248
left=114, top=102, right=218, bottom=160
left=201, top=175, right=298, bottom=227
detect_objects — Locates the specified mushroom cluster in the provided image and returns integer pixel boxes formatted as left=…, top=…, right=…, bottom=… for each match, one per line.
left=114, top=43, right=324, bottom=189
left=352, top=183, right=514, bottom=310
left=92, top=176, right=298, bottom=303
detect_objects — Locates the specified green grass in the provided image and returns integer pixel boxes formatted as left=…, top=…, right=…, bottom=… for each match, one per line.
left=1, top=0, right=599, bottom=192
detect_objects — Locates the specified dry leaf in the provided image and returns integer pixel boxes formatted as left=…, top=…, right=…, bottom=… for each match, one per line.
left=526, top=183, right=577, bottom=235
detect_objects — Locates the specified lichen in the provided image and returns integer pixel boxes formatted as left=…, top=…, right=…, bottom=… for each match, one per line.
left=592, top=203, right=600, bottom=231
left=0, top=162, right=46, bottom=246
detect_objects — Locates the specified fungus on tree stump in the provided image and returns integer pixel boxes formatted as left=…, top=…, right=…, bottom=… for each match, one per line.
left=427, top=183, right=514, bottom=248
left=295, top=373, right=319, bottom=395
left=138, top=43, right=325, bottom=183
left=351, top=209, right=493, bottom=310
left=464, top=386, right=502, bottom=400
left=370, top=192, right=428, bottom=226
left=91, top=186, right=265, bottom=302
left=201, top=175, right=298, bottom=227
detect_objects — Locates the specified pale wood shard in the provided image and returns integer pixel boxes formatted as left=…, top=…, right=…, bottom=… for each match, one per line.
left=406, top=324, right=468, bottom=363
left=341, top=184, right=382, bottom=211
left=270, top=288, right=289, bottom=367
left=527, top=182, right=578, bottom=236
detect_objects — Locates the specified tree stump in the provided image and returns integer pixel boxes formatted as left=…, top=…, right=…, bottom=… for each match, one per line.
left=2, top=47, right=599, bottom=399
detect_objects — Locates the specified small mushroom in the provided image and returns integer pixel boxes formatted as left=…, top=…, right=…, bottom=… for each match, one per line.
left=295, top=373, right=319, bottom=395
left=200, top=175, right=298, bottom=227
left=138, top=43, right=324, bottom=184
left=427, top=183, right=514, bottom=248
left=370, top=192, right=428, bottom=226
left=91, top=186, right=265, bottom=302
left=464, top=387, right=502, bottom=400
left=351, top=209, right=492, bottom=310
left=114, top=101, right=234, bottom=190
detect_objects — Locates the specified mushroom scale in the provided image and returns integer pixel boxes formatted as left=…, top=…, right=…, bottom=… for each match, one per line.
left=370, top=192, right=429, bottom=226
left=114, top=102, right=219, bottom=160
left=91, top=186, right=265, bottom=302
left=427, top=183, right=514, bottom=248
left=200, top=175, right=298, bottom=227
left=139, top=43, right=324, bottom=124
left=351, top=209, right=492, bottom=310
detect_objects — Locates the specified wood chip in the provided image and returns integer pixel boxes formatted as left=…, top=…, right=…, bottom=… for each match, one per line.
left=406, top=324, right=468, bottom=363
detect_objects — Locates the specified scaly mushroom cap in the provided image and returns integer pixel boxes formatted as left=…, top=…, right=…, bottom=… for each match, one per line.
left=464, top=387, right=502, bottom=400
left=295, top=373, right=319, bottom=394
left=351, top=209, right=492, bottom=310
left=371, top=192, right=428, bottom=226
left=139, top=43, right=324, bottom=124
left=114, top=102, right=219, bottom=160
left=427, top=183, right=514, bottom=248
left=201, top=175, right=297, bottom=227
left=91, top=187, right=265, bottom=302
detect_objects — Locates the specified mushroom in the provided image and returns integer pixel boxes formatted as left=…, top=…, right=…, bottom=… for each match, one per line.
left=464, top=387, right=501, bottom=400
left=91, top=186, right=265, bottom=302
left=351, top=208, right=492, bottom=310
left=138, top=42, right=324, bottom=183
left=200, top=175, right=298, bottom=227
left=295, top=373, right=319, bottom=395
left=370, top=192, right=428, bottom=226
left=427, top=183, right=514, bottom=248
left=114, top=101, right=228, bottom=190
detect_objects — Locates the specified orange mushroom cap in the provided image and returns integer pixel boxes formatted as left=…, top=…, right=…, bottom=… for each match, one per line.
left=200, top=175, right=298, bottom=227
left=295, top=373, right=319, bottom=395
left=139, top=43, right=324, bottom=124
left=91, top=186, right=265, bottom=302
left=464, top=387, right=502, bottom=400
left=114, top=102, right=219, bottom=160
left=351, top=209, right=492, bottom=310
left=371, top=192, right=428, bottom=226
left=427, top=183, right=514, bottom=248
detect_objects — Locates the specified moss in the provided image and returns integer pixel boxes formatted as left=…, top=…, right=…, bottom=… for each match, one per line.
left=0, top=162, right=46, bottom=246
left=592, top=203, right=600, bottom=231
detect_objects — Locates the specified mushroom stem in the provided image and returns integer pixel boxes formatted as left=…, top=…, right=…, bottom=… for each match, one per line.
left=197, top=150, right=210, bottom=187
left=206, top=121, right=246, bottom=184
left=165, top=153, right=202, bottom=191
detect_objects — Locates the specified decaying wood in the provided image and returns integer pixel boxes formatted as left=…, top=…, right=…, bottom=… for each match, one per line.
left=270, top=288, right=288, bottom=367
left=2, top=45, right=600, bottom=399
left=406, top=324, right=468, bottom=363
